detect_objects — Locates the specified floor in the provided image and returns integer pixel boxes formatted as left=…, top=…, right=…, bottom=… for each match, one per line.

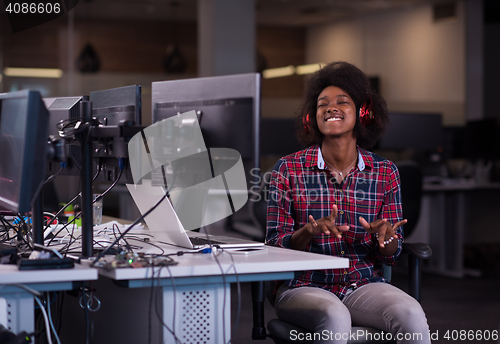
left=227, top=260, right=500, bottom=344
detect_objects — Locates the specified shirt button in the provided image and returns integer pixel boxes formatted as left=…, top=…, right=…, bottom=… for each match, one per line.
left=339, top=210, right=344, bottom=215
left=341, top=251, right=345, bottom=255
left=344, top=271, right=348, bottom=275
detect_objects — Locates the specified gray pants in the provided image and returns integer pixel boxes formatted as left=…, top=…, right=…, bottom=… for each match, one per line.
left=275, top=283, right=431, bottom=344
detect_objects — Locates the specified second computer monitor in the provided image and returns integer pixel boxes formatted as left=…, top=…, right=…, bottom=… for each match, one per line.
left=152, top=73, right=261, bottom=184
left=89, top=85, right=142, bottom=183
left=377, top=112, right=444, bottom=153
left=43, top=96, right=87, bottom=176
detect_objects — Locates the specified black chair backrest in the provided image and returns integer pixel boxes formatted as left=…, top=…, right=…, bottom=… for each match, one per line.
left=396, top=161, right=423, bottom=239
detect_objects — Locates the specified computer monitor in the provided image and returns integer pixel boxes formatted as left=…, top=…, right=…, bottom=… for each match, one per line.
left=260, top=117, right=305, bottom=157
left=0, top=90, right=50, bottom=214
left=464, top=119, right=498, bottom=161
left=90, top=85, right=141, bottom=128
left=152, top=73, right=261, bottom=184
left=43, top=96, right=88, bottom=176
left=377, top=112, right=444, bottom=152
left=89, top=85, right=142, bottom=183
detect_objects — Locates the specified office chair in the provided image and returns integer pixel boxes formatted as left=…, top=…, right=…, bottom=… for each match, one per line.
left=250, top=164, right=432, bottom=344
left=396, top=161, right=423, bottom=239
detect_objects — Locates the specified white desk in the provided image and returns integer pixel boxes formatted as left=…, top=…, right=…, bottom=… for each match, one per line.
left=0, top=263, right=98, bottom=334
left=409, top=180, right=500, bottom=278
left=96, top=244, right=348, bottom=344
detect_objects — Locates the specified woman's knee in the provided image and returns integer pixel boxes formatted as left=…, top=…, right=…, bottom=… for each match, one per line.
left=318, top=302, right=352, bottom=333
left=276, top=286, right=351, bottom=333
left=385, top=299, right=428, bottom=333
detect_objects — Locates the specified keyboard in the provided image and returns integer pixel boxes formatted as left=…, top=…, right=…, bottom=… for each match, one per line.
left=189, top=236, right=226, bottom=246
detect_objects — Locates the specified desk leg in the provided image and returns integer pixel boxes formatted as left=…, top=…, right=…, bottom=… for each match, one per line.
left=424, top=192, right=449, bottom=275
left=162, top=283, right=231, bottom=344
left=453, top=191, right=481, bottom=277
left=423, top=191, right=479, bottom=278
left=442, top=191, right=480, bottom=277
left=448, top=191, right=465, bottom=275
left=0, top=292, right=34, bottom=335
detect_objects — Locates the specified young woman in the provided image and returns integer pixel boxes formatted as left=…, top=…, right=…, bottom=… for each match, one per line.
left=266, top=61, right=430, bottom=344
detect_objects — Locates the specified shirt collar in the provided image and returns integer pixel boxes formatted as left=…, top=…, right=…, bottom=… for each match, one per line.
left=315, top=145, right=370, bottom=171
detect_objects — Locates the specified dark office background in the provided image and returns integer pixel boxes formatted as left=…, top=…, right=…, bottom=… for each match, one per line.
left=2, top=1, right=500, bottom=342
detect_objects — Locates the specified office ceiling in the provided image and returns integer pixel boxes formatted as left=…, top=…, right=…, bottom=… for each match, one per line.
left=76, top=0, right=448, bottom=26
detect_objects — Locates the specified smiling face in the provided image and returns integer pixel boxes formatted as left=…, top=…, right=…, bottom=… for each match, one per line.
left=316, top=86, right=357, bottom=140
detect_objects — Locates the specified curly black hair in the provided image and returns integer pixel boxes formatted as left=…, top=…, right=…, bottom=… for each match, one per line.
left=295, top=61, right=389, bottom=149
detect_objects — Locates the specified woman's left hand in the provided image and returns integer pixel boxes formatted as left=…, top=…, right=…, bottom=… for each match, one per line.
left=358, top=217, right=406, bottom=248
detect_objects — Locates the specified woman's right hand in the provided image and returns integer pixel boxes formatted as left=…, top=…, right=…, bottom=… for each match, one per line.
left=291, top=204, right=349, bottom=250
left=307, top=204, right=350, bottom=238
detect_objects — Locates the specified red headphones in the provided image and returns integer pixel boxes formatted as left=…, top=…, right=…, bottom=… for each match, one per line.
left=359, top=98, right=373, bottom=126
left=303, top=97, right=373, bottom=131
left=303, top=113, right=310, bottom=133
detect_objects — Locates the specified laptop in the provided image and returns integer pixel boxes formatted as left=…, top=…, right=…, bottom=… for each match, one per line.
left=126, top=180, right=264, bottom=250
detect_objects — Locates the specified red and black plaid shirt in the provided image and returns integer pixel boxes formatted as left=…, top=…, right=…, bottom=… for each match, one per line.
left=266, top=144, right=404, bottom=299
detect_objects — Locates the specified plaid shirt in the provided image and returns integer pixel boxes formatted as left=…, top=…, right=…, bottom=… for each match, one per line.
left=266, top=144, right=404, bottom=299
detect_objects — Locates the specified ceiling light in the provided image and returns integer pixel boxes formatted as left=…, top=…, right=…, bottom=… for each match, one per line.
left=4, top=67, right=63, bottom=78
left=296, top=63, right=325, bottom=75
left=262, top=65, right=295, bottom=79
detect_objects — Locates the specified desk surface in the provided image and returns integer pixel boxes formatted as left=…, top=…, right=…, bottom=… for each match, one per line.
left=423, top=180, right=500, bottom=192
left=93, top=217, right=349, bottom=282
left=0, top=263, right=97, bottom=285
left=96, top=244, right=348, bottom=282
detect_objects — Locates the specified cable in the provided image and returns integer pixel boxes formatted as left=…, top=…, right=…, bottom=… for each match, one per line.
left=56, top=117, right=99, bottom=139
left=54, top=292, right=64, bottom=344
left=147, top=260, right=155, bottom=344
left=94, top=158, right=124, bottom=202
left=6, top=284, right=41, bottom=297
left=54, top=220, right=80, bottom=256
left=45, top=158, right=124, bottom=253
left=28, top=165, right=65, bottom=217
left=89, top=281, right=95, bottom=343
left=0, top=215, right=17, bottom=241
left=44, top=164, right=64, bottom=185
left=153, top=265, right=182, bottom=344
left=56, top=157, right=125, bottom=256
left=46, top=212, right=81, bottom=247
left=46, top=160, right=112, bottom=249
left=125, top=236, right=165, bottom=256
left=211, top=247, right=229, bottom=344
left=159, top=246, right=238, bottom=344
left=44, top=193, right=80, bottom=231
left=223, top=250, right=242, bottom=344
left=46, top=292, right=61, bottom=344
left=111, top=220, right=132, bottom=252
left=81, top=282, right=90, bottom=344
left=44, top=162, right=103, bottom=231
left=91, top=191, right=169, bottom=267
left=164, top=264, right=182, bottom=344
left=34, top=296, right=53, bottom=344
left=15, top=215, right=33, bottom=250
